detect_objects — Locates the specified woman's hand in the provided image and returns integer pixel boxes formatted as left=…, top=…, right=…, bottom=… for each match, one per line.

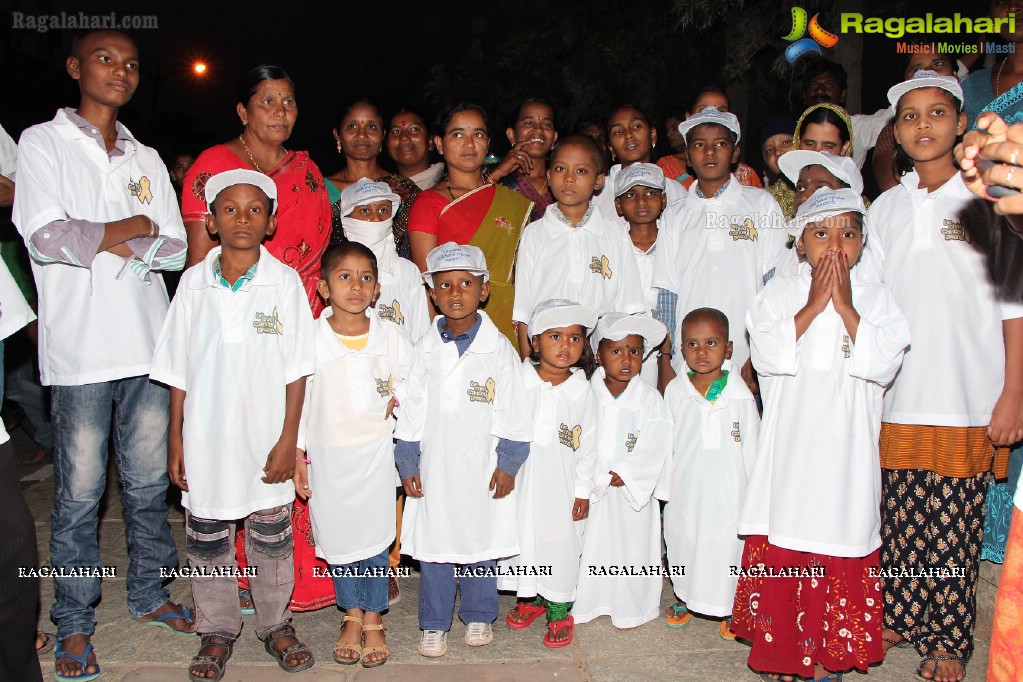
left=293, top=455, right=311, bottom=501
left=957, top=112, right=1023, bottom=218
left=487, top=141, right=534, bottom=183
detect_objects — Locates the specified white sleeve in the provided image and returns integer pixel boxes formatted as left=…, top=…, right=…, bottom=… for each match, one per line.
left=282, top=274, right=316, bottom=384
left=407, top=276, right=432, bottom=342
left=614, top=228, right=647, bottom=314
left=388, top=323, right=417, bottom=408
left=11, top=128, right=67, bottom=239
left=739, top=399, right=760, bottom=481
left=574, top=390, right=600, bottom=500
left=650, top=220, right=680, bottom=294
left=847, top=288, right=911, bottom=386
left=614, top=395, right=672, bottom=510
left=747, top=282, right=800, bottom=377
left=295, top=374, right=314, bottom=452
left=491, top=345, right=533, bottom=442
left=393, top=343, right=429, bottom=442
left=757, top=197, right=789, bottom=286
left=512, top=226, right=537, bottom=323
left=149, top=282, right=191, bottom=391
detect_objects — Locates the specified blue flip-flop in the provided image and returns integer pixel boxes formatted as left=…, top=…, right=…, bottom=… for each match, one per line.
left=239, top=589, right=256, bottom=616
left=54, top=642, right=100, bottom=682
left=138, top=603, right=195, bottom=636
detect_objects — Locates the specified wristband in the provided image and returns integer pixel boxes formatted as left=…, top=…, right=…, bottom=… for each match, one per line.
left=295, top=457, right=311, bottom=464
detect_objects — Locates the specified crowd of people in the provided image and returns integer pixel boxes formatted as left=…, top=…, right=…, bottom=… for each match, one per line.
left=2, top=10, right=1023, bottom=682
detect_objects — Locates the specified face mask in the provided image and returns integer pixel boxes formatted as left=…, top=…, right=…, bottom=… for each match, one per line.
left=340, top=216, right=398, bottom=274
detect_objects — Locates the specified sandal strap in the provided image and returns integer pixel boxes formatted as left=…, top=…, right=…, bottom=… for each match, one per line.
left=362, top=644, right=389, bottom=656
left=54, top=642, right=94, bottom=665
left=341, top=615, right=364, bottom=625
left=264, top=623, right=297, bottom=645
left=923, top=652, right=964, bottom=662
left=191, top=655, right=226, bottom=667
left=362, top=623, right=386, bottom=632
left=276, top=642, right=312, bottom=658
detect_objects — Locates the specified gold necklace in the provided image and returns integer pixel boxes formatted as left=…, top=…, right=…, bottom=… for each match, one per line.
left=239, top=133, right=264, bottom=174
left=446, top=176, right=487, bottom=200
left=997, top=57, right=1010, bottom=98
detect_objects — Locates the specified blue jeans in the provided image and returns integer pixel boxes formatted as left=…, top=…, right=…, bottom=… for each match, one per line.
left=5, top=355, right=52, bottom=448
left=418, top=560, right=498, bottom=631
left=49, top=377, right=178, bottom=640
left=331, top=547, right=389, bottom=613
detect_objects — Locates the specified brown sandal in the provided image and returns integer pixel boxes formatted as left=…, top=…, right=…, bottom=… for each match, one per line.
left=262, top=622, right=314, bottom=673
left=332, top=615, right=363, bottom=665
left=360, top=623, right=389, bottom=668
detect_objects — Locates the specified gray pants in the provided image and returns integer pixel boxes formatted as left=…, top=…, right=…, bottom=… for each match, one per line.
left=186, top=505, right=295, bottom=640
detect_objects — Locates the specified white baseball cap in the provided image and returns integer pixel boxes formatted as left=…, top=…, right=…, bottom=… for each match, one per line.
left=590, top=312, right=666, bottom=355
left=205, top=169, right=278, bottom=214
left=338, top=178, right=401, bottom=218
left=678, top=106, right=742, bottom=144
left=527, top=299, right=598, bottom=338
left=779, top=150, right=864, bottom=195
left=613, top=163, right=665, bottom=197
left=422, top=242, right=489, bottom=287
left=887, top=70, right=963, bottom=113
left=789, top=187, right=867, bottom=236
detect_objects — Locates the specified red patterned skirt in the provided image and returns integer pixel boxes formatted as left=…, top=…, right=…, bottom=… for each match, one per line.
left=731, top=535, right=883, bottom=678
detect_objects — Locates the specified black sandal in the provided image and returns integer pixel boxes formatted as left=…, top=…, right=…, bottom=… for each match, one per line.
left=188, top=634, right=234, bottom=682
left=263, top=622, right=315, bottom=674
left=915, top=651, right=966, bottom=682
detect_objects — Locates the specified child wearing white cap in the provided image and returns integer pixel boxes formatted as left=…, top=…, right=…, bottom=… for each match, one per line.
left=652, top=107, right=788, bottom=395
left=499, top=299, right=599, bottom=648
left=573, top=312, right=672, bottom=629
left=393, top=242, right=532, bottom=657
left=338, top=178, right=430, bottom=342
left=662, top=307, right=758, bottom=636
left=512, top=135, right=646, bottom=359
left=614, top=163, right=668, bottom=387
left=733, top=187, right=910, bottom=681
left=869, top=70, right=1023, bottom=682
left=150, top=169, right=318, bottom=677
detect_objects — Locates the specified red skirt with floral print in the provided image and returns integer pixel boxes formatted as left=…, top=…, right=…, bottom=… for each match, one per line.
left=731, top=535, right=883, bottom=678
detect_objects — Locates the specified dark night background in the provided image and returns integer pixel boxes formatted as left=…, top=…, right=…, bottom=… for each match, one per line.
left=0, top=0, right=994, bottom=185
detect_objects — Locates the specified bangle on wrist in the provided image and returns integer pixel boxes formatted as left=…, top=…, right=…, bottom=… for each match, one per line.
left=295, top=456, right=311, bottom=464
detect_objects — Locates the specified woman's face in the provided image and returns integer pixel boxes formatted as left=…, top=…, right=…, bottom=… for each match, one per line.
left=905, top=50, right=956, bottom=79
left=239, top=79, right=296, bottom=146
left=335, top=102, right=384, bottom=162
left=387, top=112, right=430, bottom=171
left=436, top=110, right=489, bottom=174
left=800, top=122, right=850, bottom=155
left=993, top=0, right=1023, bottom=42
left=762, top=133, right=794, bottom=176
left=608, top=107, right=655, bottom=165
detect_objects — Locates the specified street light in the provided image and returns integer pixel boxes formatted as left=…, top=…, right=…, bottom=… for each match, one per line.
left=193, top=62, right=207, bottom=76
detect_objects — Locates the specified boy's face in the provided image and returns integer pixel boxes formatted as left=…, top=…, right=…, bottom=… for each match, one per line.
left=506, top=102, right=558, bottom=159
left=548, top=143, right=605, bottom=209
left=614, top=185, right=666, bottom=227
left=66, top=31, right=139, bottom=108
left=428, top=270, right=489, bottom=322
left=531, top=325, right=587, bottom=370
left=893, top=87, right=966, bottom=166
left=205, top=184, right=277, bottom=250
left=317, top=253, right=380, bottom=316
left=346, top=199, right=393, bottom=223
left=685, top=124, right=739, bottom=184
left=680, top=317, right=732, bottom=376
left=170, top=155, right=195, bottom=187
left=797, top=213, right=864, bottom=271
left=597, top=335, right=643, bottom=389
left=762, top=133, right=793, bottom=177
left=794, top=165, right=846, bottom=212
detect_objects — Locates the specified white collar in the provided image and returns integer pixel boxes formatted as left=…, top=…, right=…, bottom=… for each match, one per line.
left=192, top=246, right=285, bottom=290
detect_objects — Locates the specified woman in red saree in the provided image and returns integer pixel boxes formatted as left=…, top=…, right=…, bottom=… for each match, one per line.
left=407, top=102, right=533, bottom=343
left=181, top=65, right=335, bottom=612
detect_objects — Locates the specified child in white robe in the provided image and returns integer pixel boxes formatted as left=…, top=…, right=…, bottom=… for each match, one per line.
left=499, top=300, right=599, bottom=648
left=662, top=307, right=758, bottom=636
left=295, top=242, right=415, bottom=668
left=573, top=312, right=672, bottom=629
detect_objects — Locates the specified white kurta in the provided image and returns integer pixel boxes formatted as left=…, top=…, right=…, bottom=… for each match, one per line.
left=512, top=207, right=646, bottom=324
left=662, top=365, right=759, bottom=616
left=150, top=246, right=315, bottom=520
left=497, top=364, right=598, bottom=602
left=651, top=177, right=788, bottom=373
left=631, top=237, right=660, bottom=386
left=375, top=257, right=431, bottom=342
left=395, top=312, right=532, bottom=564
left=573, top=369, right=672, bottom=628
left=300, top=311, right=415, bottom=565
left=739, top=265, right=910, bottom=557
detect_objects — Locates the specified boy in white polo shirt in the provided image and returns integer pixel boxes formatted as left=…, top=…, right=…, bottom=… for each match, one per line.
left=12, top=29, right=190, bottom=680
left=395, top=242, right=532, bottom=657
left=512, top=134, right=645, bottom=358
left=652, top=107, right=788, bottom=393
left=151, top=169, right=316, bottom=680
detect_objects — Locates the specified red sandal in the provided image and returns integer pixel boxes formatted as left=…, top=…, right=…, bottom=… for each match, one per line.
left=505, top=602, right=547, bottom=629
left=543, top=615, right=574, bottom=648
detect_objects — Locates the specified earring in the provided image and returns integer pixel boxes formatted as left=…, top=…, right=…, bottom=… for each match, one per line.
left=337, top=140, right=342, bottom=154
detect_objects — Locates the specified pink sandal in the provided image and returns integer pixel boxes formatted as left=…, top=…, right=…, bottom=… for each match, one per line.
left=543, top=615, right=574, bottom=648
left=505, top=602, right=546, bottom=630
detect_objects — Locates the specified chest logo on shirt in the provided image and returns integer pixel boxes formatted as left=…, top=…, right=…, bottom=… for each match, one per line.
left=128, top=176, right=153, bottom=205
left=559, top=423, right=583, bottom=451
left=253, top=308, right=283, bottom=335
left=940, top=219, right=971, bottom=243
left=842, top=335, right=851, bottom=359
left=377, top=300, right=404, bottom=325
left=625, top=431, right=639, bottom=452
left=467, top=378, right=496, bottom=404
left=376, top=375, right=394, bottom=398
left=731, top=421, right=742, bottom=443
left=729, top=218, right=758, bottom=242
left=590, top=255, right=612, bottom=279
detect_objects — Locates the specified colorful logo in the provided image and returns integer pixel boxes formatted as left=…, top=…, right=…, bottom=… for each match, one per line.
left=782, top=7, right=839, bottom=63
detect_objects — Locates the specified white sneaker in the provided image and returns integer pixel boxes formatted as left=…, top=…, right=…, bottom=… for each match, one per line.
left=464, top=622, right=493, bottom=646
left=419, top=629, right=448, bottom=657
